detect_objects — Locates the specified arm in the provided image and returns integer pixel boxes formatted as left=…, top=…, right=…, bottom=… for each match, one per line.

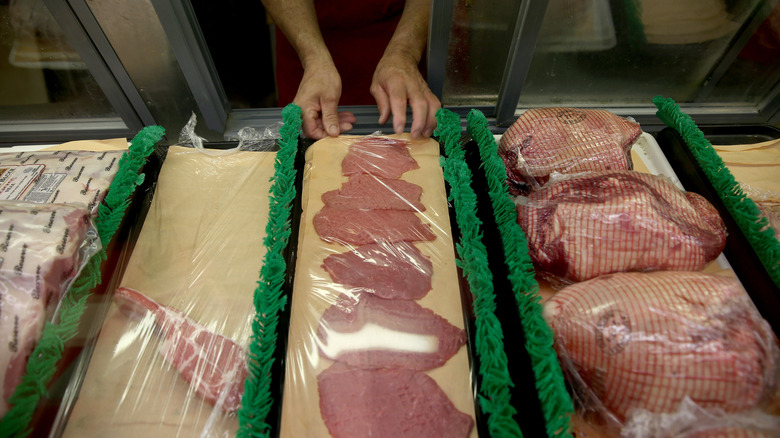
left=262, top=0, right=356, bottom=139
left=371, top=0, right=440, bottom=138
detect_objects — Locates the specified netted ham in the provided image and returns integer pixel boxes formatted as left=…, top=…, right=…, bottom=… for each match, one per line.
left=317, top=293, right=466, bottom=370
left=1, top=201, right=95, bottom=417
left=113, top=287, right=247, bottom=412
left=318, top=362, right=474, bottom=438
left=313, top=206, right=436, bottom=245
left=322, top=173, right=425, bottom=211
left=543, top=271, right=778, bottom=423
left=499, top=108, right=641, bottom=193
left=322, top=242, right=433, bottom=300
left=341, top=137, right=419, bottom=179
left=0, top=150, right=125, bottom=217
left=516, top=170, right=726, bottom=283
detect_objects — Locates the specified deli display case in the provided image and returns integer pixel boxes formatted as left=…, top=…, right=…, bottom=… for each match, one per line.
left=0, top=0, right=779, bottom=437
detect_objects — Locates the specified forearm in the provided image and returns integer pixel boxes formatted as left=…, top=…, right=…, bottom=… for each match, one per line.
left=262, top=0, right=332, bottom=69
left=382, top=0, right=431, bottom=64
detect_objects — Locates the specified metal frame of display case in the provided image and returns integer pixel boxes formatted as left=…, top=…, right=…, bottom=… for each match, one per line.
left=1, top=0, right=778, bottom=145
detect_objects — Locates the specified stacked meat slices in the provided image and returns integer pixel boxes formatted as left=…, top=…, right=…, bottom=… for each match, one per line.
left=313, top=137, right=474, bottom=438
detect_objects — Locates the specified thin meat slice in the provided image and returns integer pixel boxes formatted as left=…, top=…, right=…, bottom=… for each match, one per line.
left=516, top=170, right=726, bottom=284
left=318, top=362, right=474, bottom=438
left=544, top=271, right=777, bottom=422
left=499, top=107, right=641, bottom=193
left=313, top=206, right=436, bottom=245
left=341, top=137, right=419, bottom=179
left=114, top=287, right=247, bottom=412
left=321, top=173, right=425, bottom=211
left=317, top=293, right=466, bottom=370
left=322, top=242, right=433, bottom=300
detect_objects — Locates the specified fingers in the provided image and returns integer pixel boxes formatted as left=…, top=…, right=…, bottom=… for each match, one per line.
left=320, top=97, right=341, bottom=137
left=302, top=108, right=328, bottom=140
left=372, top=86, right=391, bottom=126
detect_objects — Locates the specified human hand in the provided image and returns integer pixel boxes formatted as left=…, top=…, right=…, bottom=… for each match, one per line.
left=294, top=60, right=357, bottom=139
left=371, top=52, right=440, bottom=139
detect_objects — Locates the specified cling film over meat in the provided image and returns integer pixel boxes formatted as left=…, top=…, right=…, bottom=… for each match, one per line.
left=281, top=134, right=477, bottom=437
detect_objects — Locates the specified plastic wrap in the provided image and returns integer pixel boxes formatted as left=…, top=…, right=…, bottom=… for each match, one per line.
left=498, top=107, right=642, bottom=194
left=0, top=149, right=126, bottom=217
left=62, top=135, right=277, bottom=436
left=280, top=134, right=477, bottom=437
left=543, top=271, right=780, bottom=437
left=514, top=169, right=727, bottom=286
left=0, top=200, right=99, bottom=417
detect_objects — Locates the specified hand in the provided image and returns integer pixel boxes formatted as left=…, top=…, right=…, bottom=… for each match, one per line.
left=371, top=52, right=440, bottom=139
left=294, top=60, right=357, bottom=139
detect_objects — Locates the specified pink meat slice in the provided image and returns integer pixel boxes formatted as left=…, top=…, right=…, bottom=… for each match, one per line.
left=318, top=362, right=474, bottom=438
left=499, top=107, right=641, bottom=193
left=114, top=287, right=247, bottom=412
left=317, top=293, right=466, bottom=370
left=321, top=173, right=425, bottom=211
left=516, top=170, right=726, bottom=284
left=322, top=242, right=433, bottom=300
left=341, top=137, right=420, bottom=179
left=1, top=202, right=93, bottom=417
left=544, top=271, right=777, bottom=422
left=313, top=206, right=436, bottom=245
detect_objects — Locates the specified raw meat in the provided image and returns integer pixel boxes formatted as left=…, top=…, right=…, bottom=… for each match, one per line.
left=113, top=287, right=247, bottom=412
left=543, top=271, right=777, bottom=422
left=322, top=242, right=433, bottom=300
left=0, top=150, right=125, bottom=217
left=516, top=170, right=726, bottom=283
left=499, top=107, right=641, bottom=193
left=313, top=206, right=436, bottom=245
left=317, top=293, right=466, bottom=370
left=1, top=201, right=95, bottom=417
left=322, top=173, right=425, bottom=211
left=318, top=362, right=474, bottom=438
left=341, top=137, right=419, bottom=179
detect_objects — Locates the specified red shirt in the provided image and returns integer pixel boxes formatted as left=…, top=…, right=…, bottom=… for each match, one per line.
left=274, top=0, right=406, bottom=106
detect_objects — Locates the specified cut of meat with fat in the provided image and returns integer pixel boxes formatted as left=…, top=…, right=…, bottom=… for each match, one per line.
left=313, top=206, right=436, bottom=245
left=516, top=170, right=726, bottom=283
left=498, top=107, right=641, bottom=193
left=318, top=363, right=474, bottom=438
left=317, top=293, right=466, bottom=370
left=341, top=137, right=419, bottom=179
left=113, top=287, right=247, bottom=412
left=544, top=271, right=778, bottom=422
left=322, top=173, right=425, bottom=211
left=1, top=201, right=94, bottom=417
left=322, top=242, right=433, bottom=300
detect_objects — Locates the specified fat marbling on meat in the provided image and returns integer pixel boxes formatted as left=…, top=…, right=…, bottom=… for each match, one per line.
left=321, top=242, right=433, bottom=300
left=341, top=137, right=419, bottom=179
left=1, top=201, right=95, bottom=417
left=544, top=271, right=778, bottom=423
left=317, top=293, right=466, bottom=371
left=499, top=107, right=641, bottom=193
left=318, top=362, right=474, bottom=438
left=114, top=287, right=247, bottom=412
left=516, top=170, right=726, bottom=284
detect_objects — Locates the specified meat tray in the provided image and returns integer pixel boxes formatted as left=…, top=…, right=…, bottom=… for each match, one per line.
left=266, top=136, right=553, bottom=437
left=655, top=126, right=780, bottom=335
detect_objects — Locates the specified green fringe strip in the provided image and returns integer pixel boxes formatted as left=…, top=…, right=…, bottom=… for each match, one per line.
left=0, top=125, right=165, bottom=438
left=653, top=96, right=780, bottom=288
left=467, top=109, right=574, bottom=438
left=437, top=108, right=524, bottom=437
left=237, top=103, right=302, bottom=438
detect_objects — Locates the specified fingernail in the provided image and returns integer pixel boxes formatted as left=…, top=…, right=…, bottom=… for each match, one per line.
left=328, top=125, right=339, bottom=136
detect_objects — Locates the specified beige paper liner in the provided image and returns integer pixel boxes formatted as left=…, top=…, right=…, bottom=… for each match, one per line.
left=280, top=134, right=478, bottom=437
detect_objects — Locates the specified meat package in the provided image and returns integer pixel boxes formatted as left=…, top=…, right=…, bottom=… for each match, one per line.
left=498, top=107, right=642, bottom=194
left=281, top=135, right=476, bottom=437
left=0, top=150, right=126, bottom=217
left=0, top=200, right=97, bottom=418
left=62, top=147, right=277, bottom=437
left=516, top=170, right=727, bottom=284
left=544, top=271, right=780, bottom=435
